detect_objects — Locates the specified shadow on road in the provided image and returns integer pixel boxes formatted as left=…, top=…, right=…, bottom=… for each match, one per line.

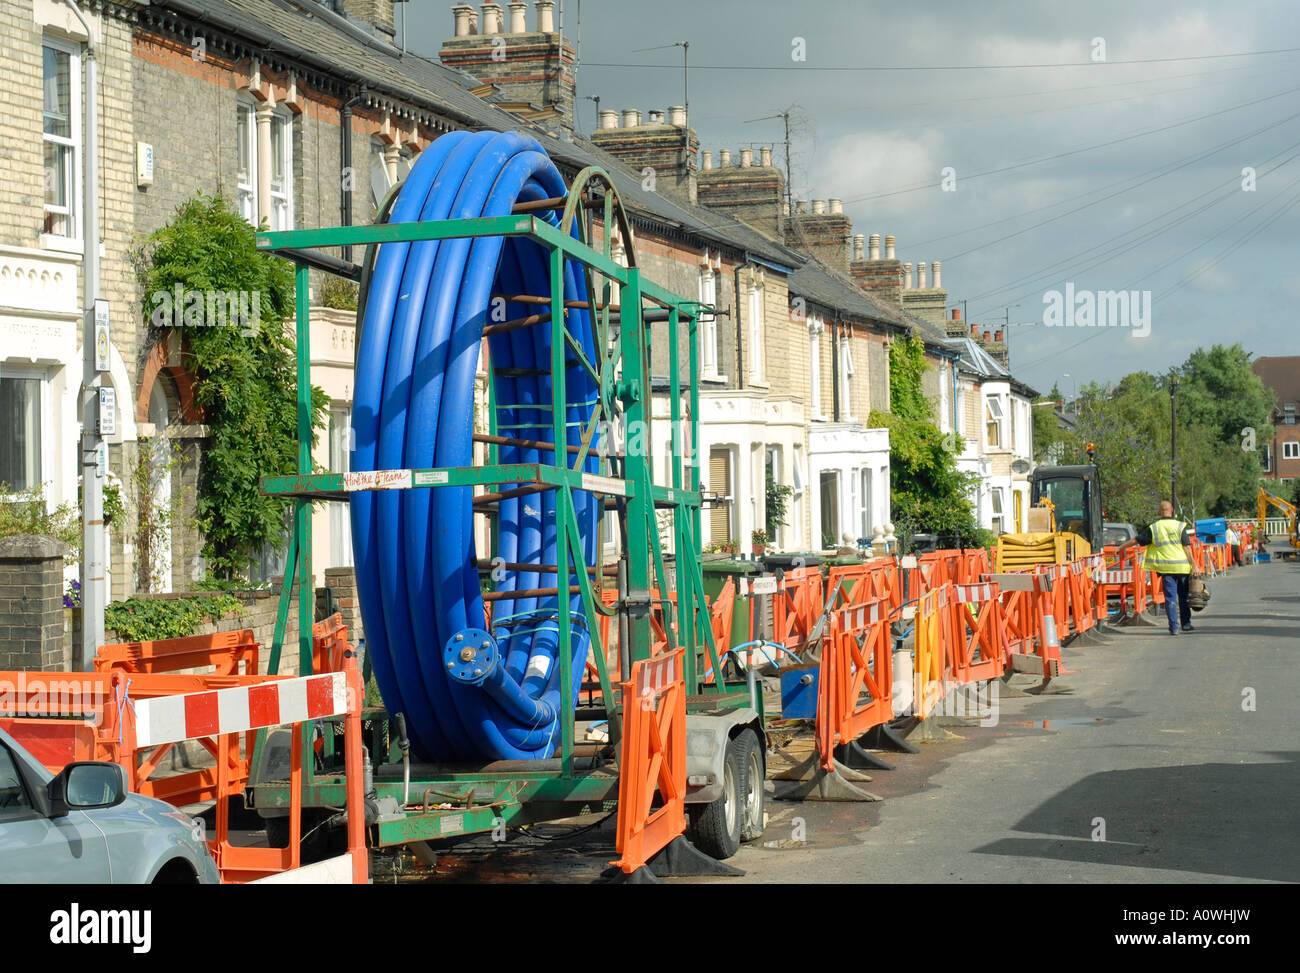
left=973, top=751, right=1300, bottom=881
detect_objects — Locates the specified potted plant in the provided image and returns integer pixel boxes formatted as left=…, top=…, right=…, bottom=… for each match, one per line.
left=751, top=528, right=770, bottom=557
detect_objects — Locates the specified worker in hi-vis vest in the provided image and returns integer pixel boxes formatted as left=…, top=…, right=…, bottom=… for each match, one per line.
left=1117, top=500, right=1199, bottom=635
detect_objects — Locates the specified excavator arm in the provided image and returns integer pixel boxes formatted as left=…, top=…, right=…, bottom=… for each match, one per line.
left=1257, top=486, right=1300, bottom=549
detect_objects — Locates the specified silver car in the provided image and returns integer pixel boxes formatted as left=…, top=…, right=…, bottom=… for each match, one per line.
left=0, top=726, right=219, bottom=884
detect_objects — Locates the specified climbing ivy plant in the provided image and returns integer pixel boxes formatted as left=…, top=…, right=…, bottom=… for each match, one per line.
left=868, top=336, right=988, bottom=549
left=134, top=193, right=327, bottom=579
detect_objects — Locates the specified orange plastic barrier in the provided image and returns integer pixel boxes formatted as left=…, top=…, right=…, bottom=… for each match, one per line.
left=815, top=597, right=893, bottom=772
left=771, top=565, right=825, bottom=654
left=0, top=619, right=344, bottom=808
left=828, top=557, right=903, bottom=613
left=949, top=581, right=1007, bottom=684
left=611, top=648, right=686, bottom=875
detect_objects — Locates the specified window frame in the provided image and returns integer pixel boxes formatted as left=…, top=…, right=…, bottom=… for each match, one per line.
left=990, top=486, right=1004, bottom=534
left=0, top=367, right=51, bottom=497
left=839, top=331, right=855, bottom=422
left=268, top=107, right=294, bottom=232
left=808, top=315, right=825, bottom=419
left=41, top=36, right=82, bottom=247
left=236, top=98, right=257, bottom=224
left=699, top=267, right=720, bottom=379
left=1283, top=440, right=1300, bottom=461
left=985, top=395, right=1004, bottom=449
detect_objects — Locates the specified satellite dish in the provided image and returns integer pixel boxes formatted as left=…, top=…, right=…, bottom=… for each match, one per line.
left=1011, top=459, right=1031, bottom=474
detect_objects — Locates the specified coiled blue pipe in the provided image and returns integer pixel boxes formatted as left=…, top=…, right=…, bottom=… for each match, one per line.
left=350, top=131, right=601, bottom=761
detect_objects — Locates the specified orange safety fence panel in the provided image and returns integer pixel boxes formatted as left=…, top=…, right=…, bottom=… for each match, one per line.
left=815, top=597, right=894, bottom=771
left=949, top=581, right=1007, bottom=685
left=611, top=648, right=686, bottom=875
left=771, top=566, right=824, bottom=654
left=95, top=628, right=260, bottom=677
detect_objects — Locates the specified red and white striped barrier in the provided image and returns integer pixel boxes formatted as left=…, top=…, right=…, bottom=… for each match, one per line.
left=133, top=672, right=349, bottom=748
left=954, top=582, right=997, bottom=603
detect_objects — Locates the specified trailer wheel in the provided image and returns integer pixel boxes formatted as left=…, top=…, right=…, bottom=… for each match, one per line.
left=736, top=728, right=766, bottom=842
left=686, top=735, right=743, bottom=859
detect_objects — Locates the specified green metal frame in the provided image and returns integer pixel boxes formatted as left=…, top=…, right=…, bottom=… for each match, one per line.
left=249, top=167, right=743, bottom=845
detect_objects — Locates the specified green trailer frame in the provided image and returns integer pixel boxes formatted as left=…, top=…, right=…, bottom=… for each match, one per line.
left=247, top=168, right=756, bottom=849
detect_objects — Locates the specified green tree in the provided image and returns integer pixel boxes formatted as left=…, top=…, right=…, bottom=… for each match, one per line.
left=1032, top=382, right=1064, bottom=463
left=869, top=336, right=987, bottom=548
left=135, top=193, right=327, bottom=579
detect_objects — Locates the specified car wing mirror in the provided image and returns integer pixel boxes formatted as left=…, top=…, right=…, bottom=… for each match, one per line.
left=48, top=762, right=127, bottom=816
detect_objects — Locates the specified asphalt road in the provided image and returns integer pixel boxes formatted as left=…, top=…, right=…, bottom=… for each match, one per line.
left=730, top=557, right=1300, bottom=884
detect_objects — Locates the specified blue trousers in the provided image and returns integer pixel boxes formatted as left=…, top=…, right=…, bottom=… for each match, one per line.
left=1161, top=573, right=1191, bottom=631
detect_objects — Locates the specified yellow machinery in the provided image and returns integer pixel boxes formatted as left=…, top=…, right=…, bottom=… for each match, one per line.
left=994, top=496, right=1092, bottom=570
left=1257, top=486, right=1300, bottom=559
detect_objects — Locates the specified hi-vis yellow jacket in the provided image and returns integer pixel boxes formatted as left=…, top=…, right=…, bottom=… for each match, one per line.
left=1140, top=518, right=1192, bottom=575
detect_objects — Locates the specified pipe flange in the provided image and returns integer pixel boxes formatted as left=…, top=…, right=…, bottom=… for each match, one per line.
left=445, top=628, right=497, bottom=686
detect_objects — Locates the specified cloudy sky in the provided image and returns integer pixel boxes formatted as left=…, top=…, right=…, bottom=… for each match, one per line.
left=406, top=1, right=1300, bottom=396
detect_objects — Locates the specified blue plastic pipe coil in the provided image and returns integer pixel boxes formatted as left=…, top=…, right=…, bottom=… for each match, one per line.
left=350, top=131, right=601, bottom=761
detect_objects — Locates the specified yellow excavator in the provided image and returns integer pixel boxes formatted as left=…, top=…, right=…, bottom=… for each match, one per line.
left=1257, top=486, right=1300, bottom=560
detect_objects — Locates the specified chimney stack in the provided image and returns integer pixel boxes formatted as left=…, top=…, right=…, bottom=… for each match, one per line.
left=994, top=329, right=1003, bottom=342
left=983, top=331, right=992, bottom=342
left=971, top=324, right=979, bottom=337
left=441, top=0, right=576, bottom=129
left=868, top=233, right=880, bottom=260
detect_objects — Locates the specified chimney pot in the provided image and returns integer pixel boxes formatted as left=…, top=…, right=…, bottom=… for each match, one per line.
left=506, top=2, right=527, bottom=33
left=868, top=233, right=880, bottom=260
left=533, top=1, right=554, bottom=33
left=760, top=146, right=772, bottom=167
left=885, top=234, right=895, bottom=259
left=853, top=234, right=865, bottom=260
left=668, top=105, right=687, bottom=126
left=702, top=150, right=712, bottom=170
left=468, top=10, right=479, bottom=33
left=648, top=109, right=664, bottom=124
left=983, top=331, right=992, bottom=342
left=740, top=148, right=753, bottom=167
left=812, top=199, right=826, bottom=214
left=795, top=200, right=807, bottom=213
left=994, top=329, right=1004, bottom=342
left=918, top=262, right=928, bottom=288
left=971, top=324, right=979, bottom=336
left=453, top=4, right=473, bottom=37
left=903, top=262, right=912, bottom=289
left=482, top=3, right=503, bottom=34
left=931, top=261, right=942, bottom=289
left=621, top=108, right=640, bottom=128
left=719, top=148, right=731, bottom=167
left=952, top=308, right=961, bottom=320
left=829, top=198, right=843, bottom=214
left=598, top=109, right=618, bottom=130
